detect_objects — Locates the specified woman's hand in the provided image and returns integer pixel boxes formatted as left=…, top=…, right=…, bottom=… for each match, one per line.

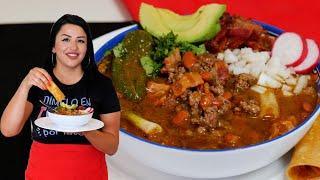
left=0, top=67, right=51, bottom=137
left=83, top=111, right=121, bottom=155
left=22, top=67, right=52, bottom=90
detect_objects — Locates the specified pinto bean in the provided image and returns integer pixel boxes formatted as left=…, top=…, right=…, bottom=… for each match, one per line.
left=302, top=102, right=313, bottom=112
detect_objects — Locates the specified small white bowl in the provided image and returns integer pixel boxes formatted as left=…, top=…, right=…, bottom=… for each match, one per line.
left=47, top=111, right=93, bottom=127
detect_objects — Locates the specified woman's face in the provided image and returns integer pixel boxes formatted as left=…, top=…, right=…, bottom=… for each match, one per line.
left=52, top=24, right=87, bottom=69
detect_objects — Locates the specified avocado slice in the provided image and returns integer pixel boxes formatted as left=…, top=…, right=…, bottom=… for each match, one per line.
left=197, top=23, right=221, bottom=42
left=139, top=3, right=226, bottom=43
left=157, top=8, right=201, bottom=31
left=139, top=3, right=170, bottom=38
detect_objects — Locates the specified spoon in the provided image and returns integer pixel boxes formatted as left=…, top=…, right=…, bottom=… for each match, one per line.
left=39, top=100, right=58, bottom=113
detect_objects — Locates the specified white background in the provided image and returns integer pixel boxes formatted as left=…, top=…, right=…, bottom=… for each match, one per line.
left=0, top=0, right=131, bottom=24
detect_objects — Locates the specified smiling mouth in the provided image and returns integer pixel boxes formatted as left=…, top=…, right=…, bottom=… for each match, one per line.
left=66, top=53, right=79, bottom=59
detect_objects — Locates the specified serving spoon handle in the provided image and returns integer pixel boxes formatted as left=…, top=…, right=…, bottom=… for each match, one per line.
left=39, top=100, right=58, bottom=113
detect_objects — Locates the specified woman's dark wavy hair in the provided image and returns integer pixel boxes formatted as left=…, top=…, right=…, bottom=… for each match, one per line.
left=43, top=14, right=98, bottom=78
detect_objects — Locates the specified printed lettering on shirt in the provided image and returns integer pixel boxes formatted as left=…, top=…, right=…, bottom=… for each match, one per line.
left=43, top=96, right=91, bottom=107
left=64, top=132, right=84, bottom=136
left=43, top=96, right=59, bottom=106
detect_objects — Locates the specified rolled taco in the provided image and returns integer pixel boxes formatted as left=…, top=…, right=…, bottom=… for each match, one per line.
left=286, top=116, right=320, bottom=180
left=46, top=80, right=65, bottom=102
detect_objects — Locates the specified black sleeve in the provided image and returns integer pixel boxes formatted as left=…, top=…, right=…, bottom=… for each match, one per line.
left=99, top=77, right=121, bottom=114
left=27, top=86, right=41, bottom=105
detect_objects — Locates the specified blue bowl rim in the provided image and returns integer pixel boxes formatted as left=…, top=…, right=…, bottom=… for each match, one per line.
left=94, top=21, right=320, bottom=153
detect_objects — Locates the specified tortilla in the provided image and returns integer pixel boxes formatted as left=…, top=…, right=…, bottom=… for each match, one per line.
left=46, top=80, right=65, bottom=102
left=286, top=116, right=320, bottom=180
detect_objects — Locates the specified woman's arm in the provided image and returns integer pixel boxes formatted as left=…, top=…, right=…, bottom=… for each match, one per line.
left=0, top=85, right=33, bottom=137
left=83, top=111, right=121, bottom=155
left=0, top=67, right=51, bottom=137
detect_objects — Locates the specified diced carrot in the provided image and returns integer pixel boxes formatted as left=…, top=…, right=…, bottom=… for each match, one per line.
left=172, top=110, right=189, bottom=127
left=200, top=71, right=213, bottom=81
left=223, top=91, right=232, bottom=100
left=302, top=102, right=313, bottom=112
left=182, top=51, right=197, bottom=69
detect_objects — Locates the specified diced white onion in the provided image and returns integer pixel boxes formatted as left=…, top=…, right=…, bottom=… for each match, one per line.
left=293, top=75, right=310, bottom=94
left=232, top=66, right=250, bottom=75
left=224, top=49, right=238, bottom=63
left=285, top=77, right=297, bottom=85
left=235, top=60, right=247, bottom=67
left=217, top=53, right=224, bottom=60
left=282, top=84, right=293, bottom=91
left=260, top=91, right=280, bottom=118
left=282, top=90, right=293, bottom=96
left=232, top=49, right=241, bottom=55
left=277, top=68, right=293, bottom=80
left=258, top=73, right=282, bottom=88
left=220, top=47, right=308, bottom=95
left=251, top=85, right=267, bottom=94
left=266, top=71, right=285, bottom=83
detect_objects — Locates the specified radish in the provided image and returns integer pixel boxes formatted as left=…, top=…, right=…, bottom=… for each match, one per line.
left=272, top=32, right=307, bottom=67
left=293, top=39, right=319, bottom=74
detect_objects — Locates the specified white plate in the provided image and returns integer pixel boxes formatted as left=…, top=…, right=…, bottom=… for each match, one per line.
left=93, top=26, right=290, bottom=180
left=34, top=117, right=104, bottom=132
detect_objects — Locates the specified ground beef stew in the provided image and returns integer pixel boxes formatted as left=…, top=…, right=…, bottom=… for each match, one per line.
left=117, top=67, right=317, bottom=150
left=98, top=14, right=319, bottom=150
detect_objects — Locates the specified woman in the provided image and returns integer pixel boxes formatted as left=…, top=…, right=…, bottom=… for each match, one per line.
left=0, top=14, right=121, bottom=179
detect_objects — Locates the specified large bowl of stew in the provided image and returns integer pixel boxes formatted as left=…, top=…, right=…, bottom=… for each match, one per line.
left=94, top=16, right=320, bottom=178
